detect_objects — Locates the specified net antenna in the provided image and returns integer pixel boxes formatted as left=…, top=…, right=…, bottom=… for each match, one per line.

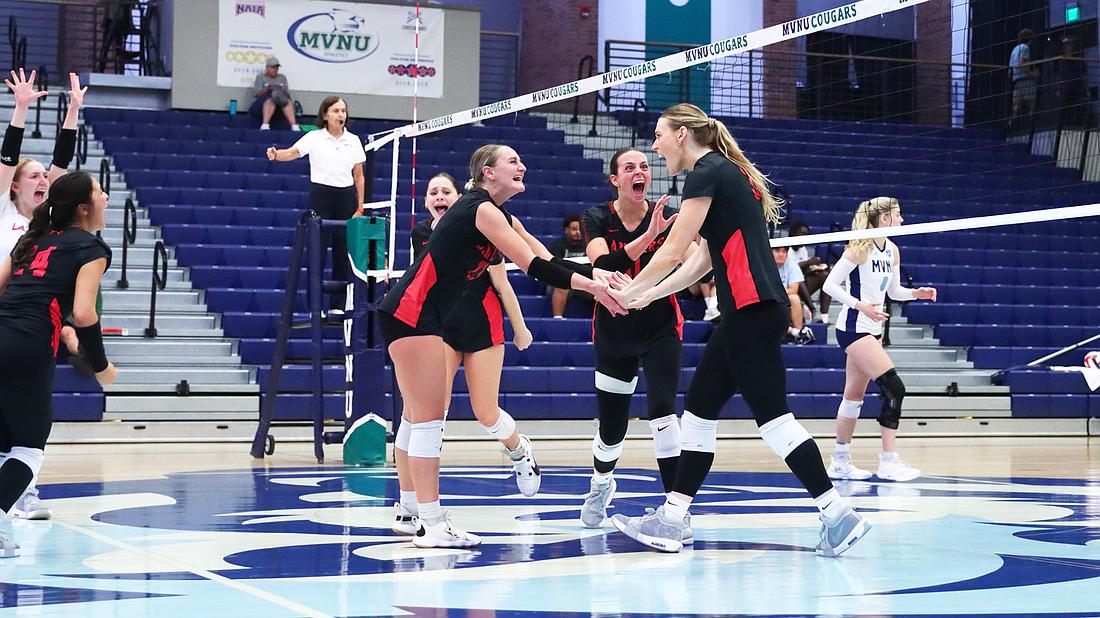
left=410, top=3, right=420, bottom=239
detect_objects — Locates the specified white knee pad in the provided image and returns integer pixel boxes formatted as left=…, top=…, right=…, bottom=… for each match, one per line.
left=649, top=414, right=681, bottom=459
left=837, top=398, right=863, bottom=420
left=680, top=410, right=717, bottom=454
left=595, top=371, right=638, bottom=394
left=484, top=408, right=517, bottom=441
left=7, top=447, right=44, bottom=479
left=407, top=420, right=445, bottom=459
left=759, top=413, right=812, bottom=459
left=592, top=433, right=623, bottom=463
left=394, top=419, right=411, bottom=451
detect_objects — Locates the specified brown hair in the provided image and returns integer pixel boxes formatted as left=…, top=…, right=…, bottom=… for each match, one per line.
left=8, top=158, right=39, bottom=203
left=847, top=196, right=899, bottom=253
left=316, top=96, right=345, bottom=129
left=11, top=171, right=94, bottom=269
left=465, top=144, right=505, bottom=191
left=659, top=103, right=781, bottom=225
left=426, top=172, right=460, bottom=194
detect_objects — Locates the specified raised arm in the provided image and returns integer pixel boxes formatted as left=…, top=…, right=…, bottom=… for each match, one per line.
left=2, top=69, right=49, bottom=193
left=48, top=73, right=87, bottom=184
left=487, top=261, right=532, bottom=350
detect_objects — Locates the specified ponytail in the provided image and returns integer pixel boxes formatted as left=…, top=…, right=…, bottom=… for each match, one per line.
left=11, top=171, right=94, bottom=269
left=466, top=144, right=505, bottom=191
left=659, top=103, right=782, bottom=225
left=846, top=196, right=898, bottom=254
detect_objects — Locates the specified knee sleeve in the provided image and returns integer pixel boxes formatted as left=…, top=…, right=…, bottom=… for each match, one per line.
left=595, top=371, right=637, bottom=395
left=680, top=410, right=717, bottom=454
left=649, top=414, right=681, bottom=459
left=484, top=408, right=517, bottom=441
left=407, top=420, right=445, bottom=459
left=875, top=369, right=905, bottom=430
left=759, top=413, right=812, bottom=459
left=592, top=433, right=623, bottom=464
left=8, top=446, right=43, bottom=479
left=394, top=418, right=411, bottom=451
left=837, top=398, right=863, bottom=420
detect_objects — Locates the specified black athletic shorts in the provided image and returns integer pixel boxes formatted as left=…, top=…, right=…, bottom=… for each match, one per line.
left=379, top=311, right=433, bottom=346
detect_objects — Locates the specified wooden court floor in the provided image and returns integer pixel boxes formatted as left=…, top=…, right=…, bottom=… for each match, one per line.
left=4, top=436, right=1099, bottom=617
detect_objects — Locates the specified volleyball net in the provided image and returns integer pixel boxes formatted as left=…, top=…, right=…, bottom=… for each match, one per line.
left=361, top=0, right=1100, bottom=276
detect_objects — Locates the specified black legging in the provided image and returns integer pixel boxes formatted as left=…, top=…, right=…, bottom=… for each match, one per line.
left=594, top=336, right=682, bottom=446
left=310, top=183, right=358, bottom=310
left=0, top=327, right=54, bottom=511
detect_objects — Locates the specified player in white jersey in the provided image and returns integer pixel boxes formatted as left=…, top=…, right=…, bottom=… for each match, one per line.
left=822, top=197, right=937, bottom=482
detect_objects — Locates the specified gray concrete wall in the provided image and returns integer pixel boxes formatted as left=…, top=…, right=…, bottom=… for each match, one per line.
left=171, top=0, right=480, bottom=121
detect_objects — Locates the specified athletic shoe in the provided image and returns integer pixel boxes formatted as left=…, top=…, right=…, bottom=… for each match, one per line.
left=703, top=307, right=721, bottom=322
left=611, top=506, right=685, bottom=553
left=12, top=487, right=51, bottom=520
left=507, top=435, right=541, bottom=497
left=413, top=511, right=481, bottom=549
left=580, top=477, right=616, bottom=528
left=827, top=457, right=873, bottom=481
left=877, top=453, right=921, bottom=482
left=0, top=533, right=19, bottom=558
left=817, top=313, right=830, bottom=324
left=815, top=508, right=871, bottom=557
left=681, top=511, right=694, bottom=545
left=392, top=501, right=417, bottom=535
left=797, top=326, right=816, bottom=345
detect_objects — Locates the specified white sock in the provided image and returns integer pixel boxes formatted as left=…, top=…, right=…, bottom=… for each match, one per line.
left=400, top=490, right=418, bottom=513
left=418, top=501, right=442, bottom=525
left=880, top=451, right=897, bottom=462
left=291, top=124, right=300, bottom=130
left=704, top=296, right=718, bottom=311
left=834, top=442, right=851, bottom=460
left=662, top=495, right=691, bottom=522
left=592, top=472, right=612, bottom=485
left=815, top=488, right=848, bottom=524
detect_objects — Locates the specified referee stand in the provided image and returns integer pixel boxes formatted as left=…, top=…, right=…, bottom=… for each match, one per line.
left=250, top=211, right=389, bottom=464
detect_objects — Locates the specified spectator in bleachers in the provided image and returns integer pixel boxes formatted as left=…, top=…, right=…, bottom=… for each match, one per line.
left=822, top=197, right=937, bottom=483
left=1009, top=28, right=1040, bottom=129
left=250, top=57, right=300, bottom=132
left=788, top=221, right=831, bottom=323
left=774, top=245, right=813, bottom=344
left=266, top=97, right=365, bottom=317
left=548, top=213, right=592, bottom=318
left=1053, top=36, right=1091, bottom=129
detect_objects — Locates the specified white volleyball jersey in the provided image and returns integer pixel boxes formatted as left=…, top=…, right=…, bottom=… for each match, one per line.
left=0, top=195, right=29, bottom=259
left=836, top=243, right=895, bottom=335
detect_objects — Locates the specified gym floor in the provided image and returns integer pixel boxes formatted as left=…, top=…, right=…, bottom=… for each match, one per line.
left=5, top=436, right=1099, bottom=617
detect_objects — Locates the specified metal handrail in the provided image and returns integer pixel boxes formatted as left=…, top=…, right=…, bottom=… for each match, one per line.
left=74, top=124, right=88, bottom=170
left=570, top=54, right=597, bottom=124
left=8, top=17, right=26, bottom=73
left=144, top=240, right=167, bottom=338
left=116, top=198, right=137, bottom=289
left=31, top=65, right=46, bottom=138
left=99, top=158, right=111, bottom=195
left=56, top=90, right=67, bottom=129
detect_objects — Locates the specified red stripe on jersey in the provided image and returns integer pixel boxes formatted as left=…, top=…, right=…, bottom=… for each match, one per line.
left=393, top=254, right=438, bottom=327
left=721, top=230, right=760, bottom=309
left=483, top=286, right=505, bottom=347
left=669, top=294, right=684, bottom=340
left=49, top=298, right=62, bottom=356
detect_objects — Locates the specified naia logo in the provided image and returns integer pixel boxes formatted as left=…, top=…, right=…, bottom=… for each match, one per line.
left=235, top=2, right=265, bottom=18
left=288, top=8, right=379, bottom=64
left=389, top=64, right=436, bottom=77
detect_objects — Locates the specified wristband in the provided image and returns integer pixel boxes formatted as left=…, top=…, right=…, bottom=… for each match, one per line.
left=551, top=256, right=593, bottom=279
left=52, top=128, right=77, bottom=169
left=592, top=247, right=634, bottom=273
left=527, top=256, right=576, bottom=290
left=1, top=125, right=25, bottom=167
left=74, top=322, right=110, bottom=373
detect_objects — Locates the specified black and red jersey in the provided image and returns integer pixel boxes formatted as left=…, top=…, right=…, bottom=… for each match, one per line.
left=583, top=200, right=683, bottom=356
left=0, top=227, right=111, bottom=354
left=379, top=188, right=511, bottom=334
left=685, top=151, right=787, bottom=312
left=411, top=218, right=433, bottom=260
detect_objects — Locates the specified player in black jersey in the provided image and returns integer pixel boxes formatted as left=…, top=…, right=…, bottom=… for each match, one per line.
left=0, top=172, right=118, bottom=557
left=377, top=144, right=627, bottom=548
left=609, top=104, right=869, bottom=557
left=578, top=147, right=694, bottom=529
left=391, top=172, right=538, bottom=537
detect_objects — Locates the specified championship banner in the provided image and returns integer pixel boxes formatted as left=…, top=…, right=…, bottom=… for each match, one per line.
left=218, top=0, right=445, bottom=98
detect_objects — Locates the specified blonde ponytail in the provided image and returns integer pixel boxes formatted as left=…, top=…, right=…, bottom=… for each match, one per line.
left=659, top=103, right=782, bottom=225
left=846, top=196, right=899, bottom=254
left=466, top=144, right=505, bottom=192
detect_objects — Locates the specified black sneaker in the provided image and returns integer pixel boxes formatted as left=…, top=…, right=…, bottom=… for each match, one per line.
left=797, top=327, right=816, bottom=345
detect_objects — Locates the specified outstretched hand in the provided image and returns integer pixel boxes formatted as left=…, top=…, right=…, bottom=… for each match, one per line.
left=266, top=147, right=278, bottom=161
left=592, top=284, right=629, bottom=316
left=857, top=301, right=889, bottom=322
left=914, top=287, right=937, bottom=302
left=67, top=72, right=88, bottom=109
left=591, top=267, right=631, bottom=290
left=646, top=194, right=677, bottom=239
left=5, top=69, right=48, bottom=108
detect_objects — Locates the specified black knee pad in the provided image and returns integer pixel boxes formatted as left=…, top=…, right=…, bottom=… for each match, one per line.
left=875, top=369, right=905, bottom=430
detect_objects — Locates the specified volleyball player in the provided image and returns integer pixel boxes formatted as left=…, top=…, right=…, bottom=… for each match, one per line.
left=822, top=197, right=936, bottom=482
left=579, top=147, right=690, bottom=529
left=2, top=70, right=89, bottom=520
left=391, top=172, right=538, bottom=536
left=0, top=172, right=118, bottom=557
left=608, top=104, right=869, bottom=556
left=377, top=144, right=628, bottom=548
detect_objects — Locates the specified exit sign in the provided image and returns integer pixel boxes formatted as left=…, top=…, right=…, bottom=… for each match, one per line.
left=1066, top=2, right=1081, bottom=22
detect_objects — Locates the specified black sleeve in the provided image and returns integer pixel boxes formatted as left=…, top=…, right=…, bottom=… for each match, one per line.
left=80, top=237, right=113, bottom=272
left=551, top=256, right=593, bottom=278
left=411, top=220, right=432, bottom=262
left=593, top=248, right=634, bottom=273
left=682, top=156, right=719, bottom=200
left=527, top=256, right=577, bottom=290
left=581, top=206, right=606, bottom=247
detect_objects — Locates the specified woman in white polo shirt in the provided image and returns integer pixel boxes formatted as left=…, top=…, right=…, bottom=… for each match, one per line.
left=267, top=96, right=366, bottom=316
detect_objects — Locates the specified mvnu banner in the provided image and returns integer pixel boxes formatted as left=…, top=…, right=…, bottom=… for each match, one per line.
left=217, top=0, right=445, bottom=97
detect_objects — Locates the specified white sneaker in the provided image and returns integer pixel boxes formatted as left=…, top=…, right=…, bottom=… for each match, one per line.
left=291, top=124, right=302, bottom=132
left=12, top=487, right=51, bottom=520
left=815, top=508, right=871, bottom=557
left=580, top=477, right=616, bottom=528
left=611, top=506, right=685, bottom=553
left=259, top=123, right=271, bottom=131
left=0, top=533, right=18, bottom=558
left=507, top=434, right=541, bottom=497
left=392, top=502, right=417, bottom=535
left=827, top=457, right=873, bottom=481
left=877, top=453, right=920, bottom=482
left=703, top=307, right=721, bottom=321
left=818, top=313, right=830, bottom=324
left=413, top=511, right=481, bottom=548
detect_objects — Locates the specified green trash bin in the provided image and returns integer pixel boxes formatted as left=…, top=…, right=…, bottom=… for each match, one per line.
left=347, top=215, right=387, bottom=276
left=343, top=413, right=387, bottom=466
